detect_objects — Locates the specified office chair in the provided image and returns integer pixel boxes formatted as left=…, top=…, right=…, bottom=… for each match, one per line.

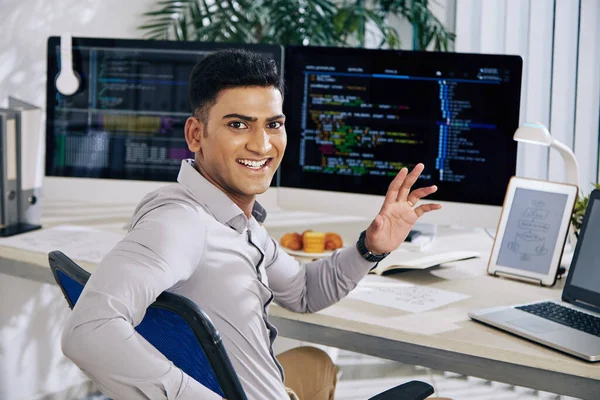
left=49, top=251, right=434, bottom=400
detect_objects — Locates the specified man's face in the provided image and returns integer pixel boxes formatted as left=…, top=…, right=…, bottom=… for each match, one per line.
left=185, top=86, right=286, bottom=202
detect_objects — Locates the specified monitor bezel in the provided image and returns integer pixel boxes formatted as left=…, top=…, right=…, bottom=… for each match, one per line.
left=563, top=189, right=600, bottom=309
left=45, top=36, right=284, bottom=181
left=279, top=44, right=523, bottom=209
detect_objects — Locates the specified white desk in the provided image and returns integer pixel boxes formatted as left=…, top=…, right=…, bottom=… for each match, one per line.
left=1, top=200, right=599, bottom=399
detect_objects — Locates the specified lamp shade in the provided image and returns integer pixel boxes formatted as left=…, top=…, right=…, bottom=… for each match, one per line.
left=512, top=121, right=580, bottom=188
left=513, top=122, right=553, bottom=146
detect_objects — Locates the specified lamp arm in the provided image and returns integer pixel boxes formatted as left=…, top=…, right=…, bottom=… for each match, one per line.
left=551, top=139, right=580, bottom=189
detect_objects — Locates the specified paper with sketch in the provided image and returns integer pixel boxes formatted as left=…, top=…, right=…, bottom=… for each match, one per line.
left=0, top=225, right=124, bottom=264
left=348, top=278, right=470, bottom=313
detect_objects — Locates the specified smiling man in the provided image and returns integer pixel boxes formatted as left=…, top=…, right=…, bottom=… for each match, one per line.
left=61, top=49, right=441, bottom=400
left=185, top=65, right=286, bottom=218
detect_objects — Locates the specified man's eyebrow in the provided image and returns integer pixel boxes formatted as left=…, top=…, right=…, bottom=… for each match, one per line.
left=222, top=113, right=257, bottom=122
left=266, top=114, right=285, bottom=122
left=222, top=113, right=286, bottom=122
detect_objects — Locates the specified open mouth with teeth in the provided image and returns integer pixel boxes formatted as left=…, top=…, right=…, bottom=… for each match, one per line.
left=237, top=158, right=272, bottom=170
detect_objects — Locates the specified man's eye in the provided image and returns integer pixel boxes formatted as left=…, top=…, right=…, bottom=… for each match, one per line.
left=229, top=121, right=248, bottom=129
left=268, top=121, right=283, bottom=129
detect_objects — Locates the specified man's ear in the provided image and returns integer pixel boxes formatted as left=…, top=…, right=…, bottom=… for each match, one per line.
left=184, top=117, right=204, bottom=153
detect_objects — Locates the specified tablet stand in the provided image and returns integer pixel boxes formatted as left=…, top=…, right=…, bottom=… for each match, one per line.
left=492, top=270, right=545, bottom=286
left=492, top=265, right=564, bottom=287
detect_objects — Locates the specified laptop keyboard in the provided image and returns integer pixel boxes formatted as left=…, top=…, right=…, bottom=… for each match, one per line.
left=517, top=302, right=600, bottom=337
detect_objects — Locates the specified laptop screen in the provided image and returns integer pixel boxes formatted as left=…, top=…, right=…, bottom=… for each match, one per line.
left=565, top=194, right=600, bottom=305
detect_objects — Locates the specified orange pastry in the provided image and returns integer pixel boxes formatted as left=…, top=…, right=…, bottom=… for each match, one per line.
left=280, top=232, right=302, bottom=250
left=324, top=232, right=343, bottom=250
left=302, top=231, right=326, bottom=253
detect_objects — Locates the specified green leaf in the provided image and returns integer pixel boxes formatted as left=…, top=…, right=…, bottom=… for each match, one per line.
left=138, top=0, right=454, bottom=50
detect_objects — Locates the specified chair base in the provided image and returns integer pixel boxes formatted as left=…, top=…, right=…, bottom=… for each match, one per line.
left=368, top=380, right=434, bottom=400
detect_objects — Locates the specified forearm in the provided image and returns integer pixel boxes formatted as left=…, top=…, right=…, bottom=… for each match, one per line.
left=302, top=246, right=374, bottom=312
left=271, top=246, right=374, bottom=314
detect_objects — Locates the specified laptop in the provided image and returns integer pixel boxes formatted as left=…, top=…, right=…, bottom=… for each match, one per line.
left=469, top=189, right=600, bottom=361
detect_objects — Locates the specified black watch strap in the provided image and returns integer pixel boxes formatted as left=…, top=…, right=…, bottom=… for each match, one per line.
left=356, top=230, right=390, bottom=262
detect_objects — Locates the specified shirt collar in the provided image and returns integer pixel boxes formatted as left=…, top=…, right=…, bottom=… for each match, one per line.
left=177, top=159, right=267, bottom=231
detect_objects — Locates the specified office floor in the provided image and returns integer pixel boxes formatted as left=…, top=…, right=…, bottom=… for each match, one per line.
left=75, top=349, right=581, bottom=400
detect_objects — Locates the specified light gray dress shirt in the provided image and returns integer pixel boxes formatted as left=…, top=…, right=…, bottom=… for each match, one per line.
left=61, top=159, right=375, bottom=400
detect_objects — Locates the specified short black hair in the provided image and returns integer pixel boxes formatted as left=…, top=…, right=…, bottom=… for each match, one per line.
left=188, top=49, right=284, bottom=123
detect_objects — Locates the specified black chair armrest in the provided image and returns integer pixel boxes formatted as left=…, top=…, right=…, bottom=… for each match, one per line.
left=368, top=380, right=434, bottom=400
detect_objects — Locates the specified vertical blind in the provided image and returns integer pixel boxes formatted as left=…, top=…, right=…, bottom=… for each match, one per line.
left=455, top=0, right=600, bottom=196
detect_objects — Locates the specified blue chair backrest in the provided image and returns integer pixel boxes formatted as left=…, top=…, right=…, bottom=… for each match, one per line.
left=49, top=251, right=246, bottom=400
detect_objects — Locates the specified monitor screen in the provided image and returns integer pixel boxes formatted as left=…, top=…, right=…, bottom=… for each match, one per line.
left=45, top=37, right=283, bottom=182
left=280, top=46, right=523, bottom=207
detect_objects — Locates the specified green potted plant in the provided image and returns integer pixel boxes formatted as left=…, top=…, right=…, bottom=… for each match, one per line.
left=571, top=183, right=600, bottom=237
left=139, top=0, right=455, bottom=50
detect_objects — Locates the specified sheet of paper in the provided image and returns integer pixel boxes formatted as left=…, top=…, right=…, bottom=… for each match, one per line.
left=349, top=280, right=470, bottom=313
left=357, top=274, right=415, bottom=288
left=0, top=225, right=124, bottom=264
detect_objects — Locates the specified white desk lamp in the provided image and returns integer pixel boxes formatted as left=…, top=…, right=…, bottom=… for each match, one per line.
left=513, top=122, right=580, bottom=188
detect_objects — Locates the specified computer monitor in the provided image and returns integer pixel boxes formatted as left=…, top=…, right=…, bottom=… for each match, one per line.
left=279, top=46, right=523, bottom=229
left=45, top=37, right=283, bottom=188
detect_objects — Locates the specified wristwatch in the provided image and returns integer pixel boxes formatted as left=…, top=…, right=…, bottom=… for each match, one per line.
left=356, top=230, right=390, bottom=262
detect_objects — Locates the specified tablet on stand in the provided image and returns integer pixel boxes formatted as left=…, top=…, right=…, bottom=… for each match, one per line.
left=487, top=177, right=578, bottom=287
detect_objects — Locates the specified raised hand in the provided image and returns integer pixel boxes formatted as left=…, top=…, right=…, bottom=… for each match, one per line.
left=364, top=163, right=442, bottom=255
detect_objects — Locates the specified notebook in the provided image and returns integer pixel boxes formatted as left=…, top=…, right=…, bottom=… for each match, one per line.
left=369, top=249, right=479, bottom=275
left=469, top=189, right=600, bottom=361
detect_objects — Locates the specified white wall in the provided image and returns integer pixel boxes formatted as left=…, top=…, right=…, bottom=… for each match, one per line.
left=456, top=0, right=600, bottom=196
left=0, top=0, right=151, bottom=108
left=0, top=1, right=153, bottom=398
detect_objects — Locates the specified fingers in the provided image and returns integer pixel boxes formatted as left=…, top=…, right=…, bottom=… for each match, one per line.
left=407, top=185, right=438, bottom=206
left=397, top=163, right=425, bottom=201
left=383, top=167, right=408, bottom=206
left=414, top=203, right=442, bottom=218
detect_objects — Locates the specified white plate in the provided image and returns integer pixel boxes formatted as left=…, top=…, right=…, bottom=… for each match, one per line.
left=282, top=248, right=335, bottom=259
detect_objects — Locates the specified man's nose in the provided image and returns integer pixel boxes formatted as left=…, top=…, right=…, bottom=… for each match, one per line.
left=247, top=128, right=272, bottom=154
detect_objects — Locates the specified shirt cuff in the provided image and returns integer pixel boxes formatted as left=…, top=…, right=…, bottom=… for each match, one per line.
left=335, top=244, right=376, bottom=282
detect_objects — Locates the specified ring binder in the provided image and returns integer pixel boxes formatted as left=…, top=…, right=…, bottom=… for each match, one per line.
left=0, top=97, right=43, bottom=237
